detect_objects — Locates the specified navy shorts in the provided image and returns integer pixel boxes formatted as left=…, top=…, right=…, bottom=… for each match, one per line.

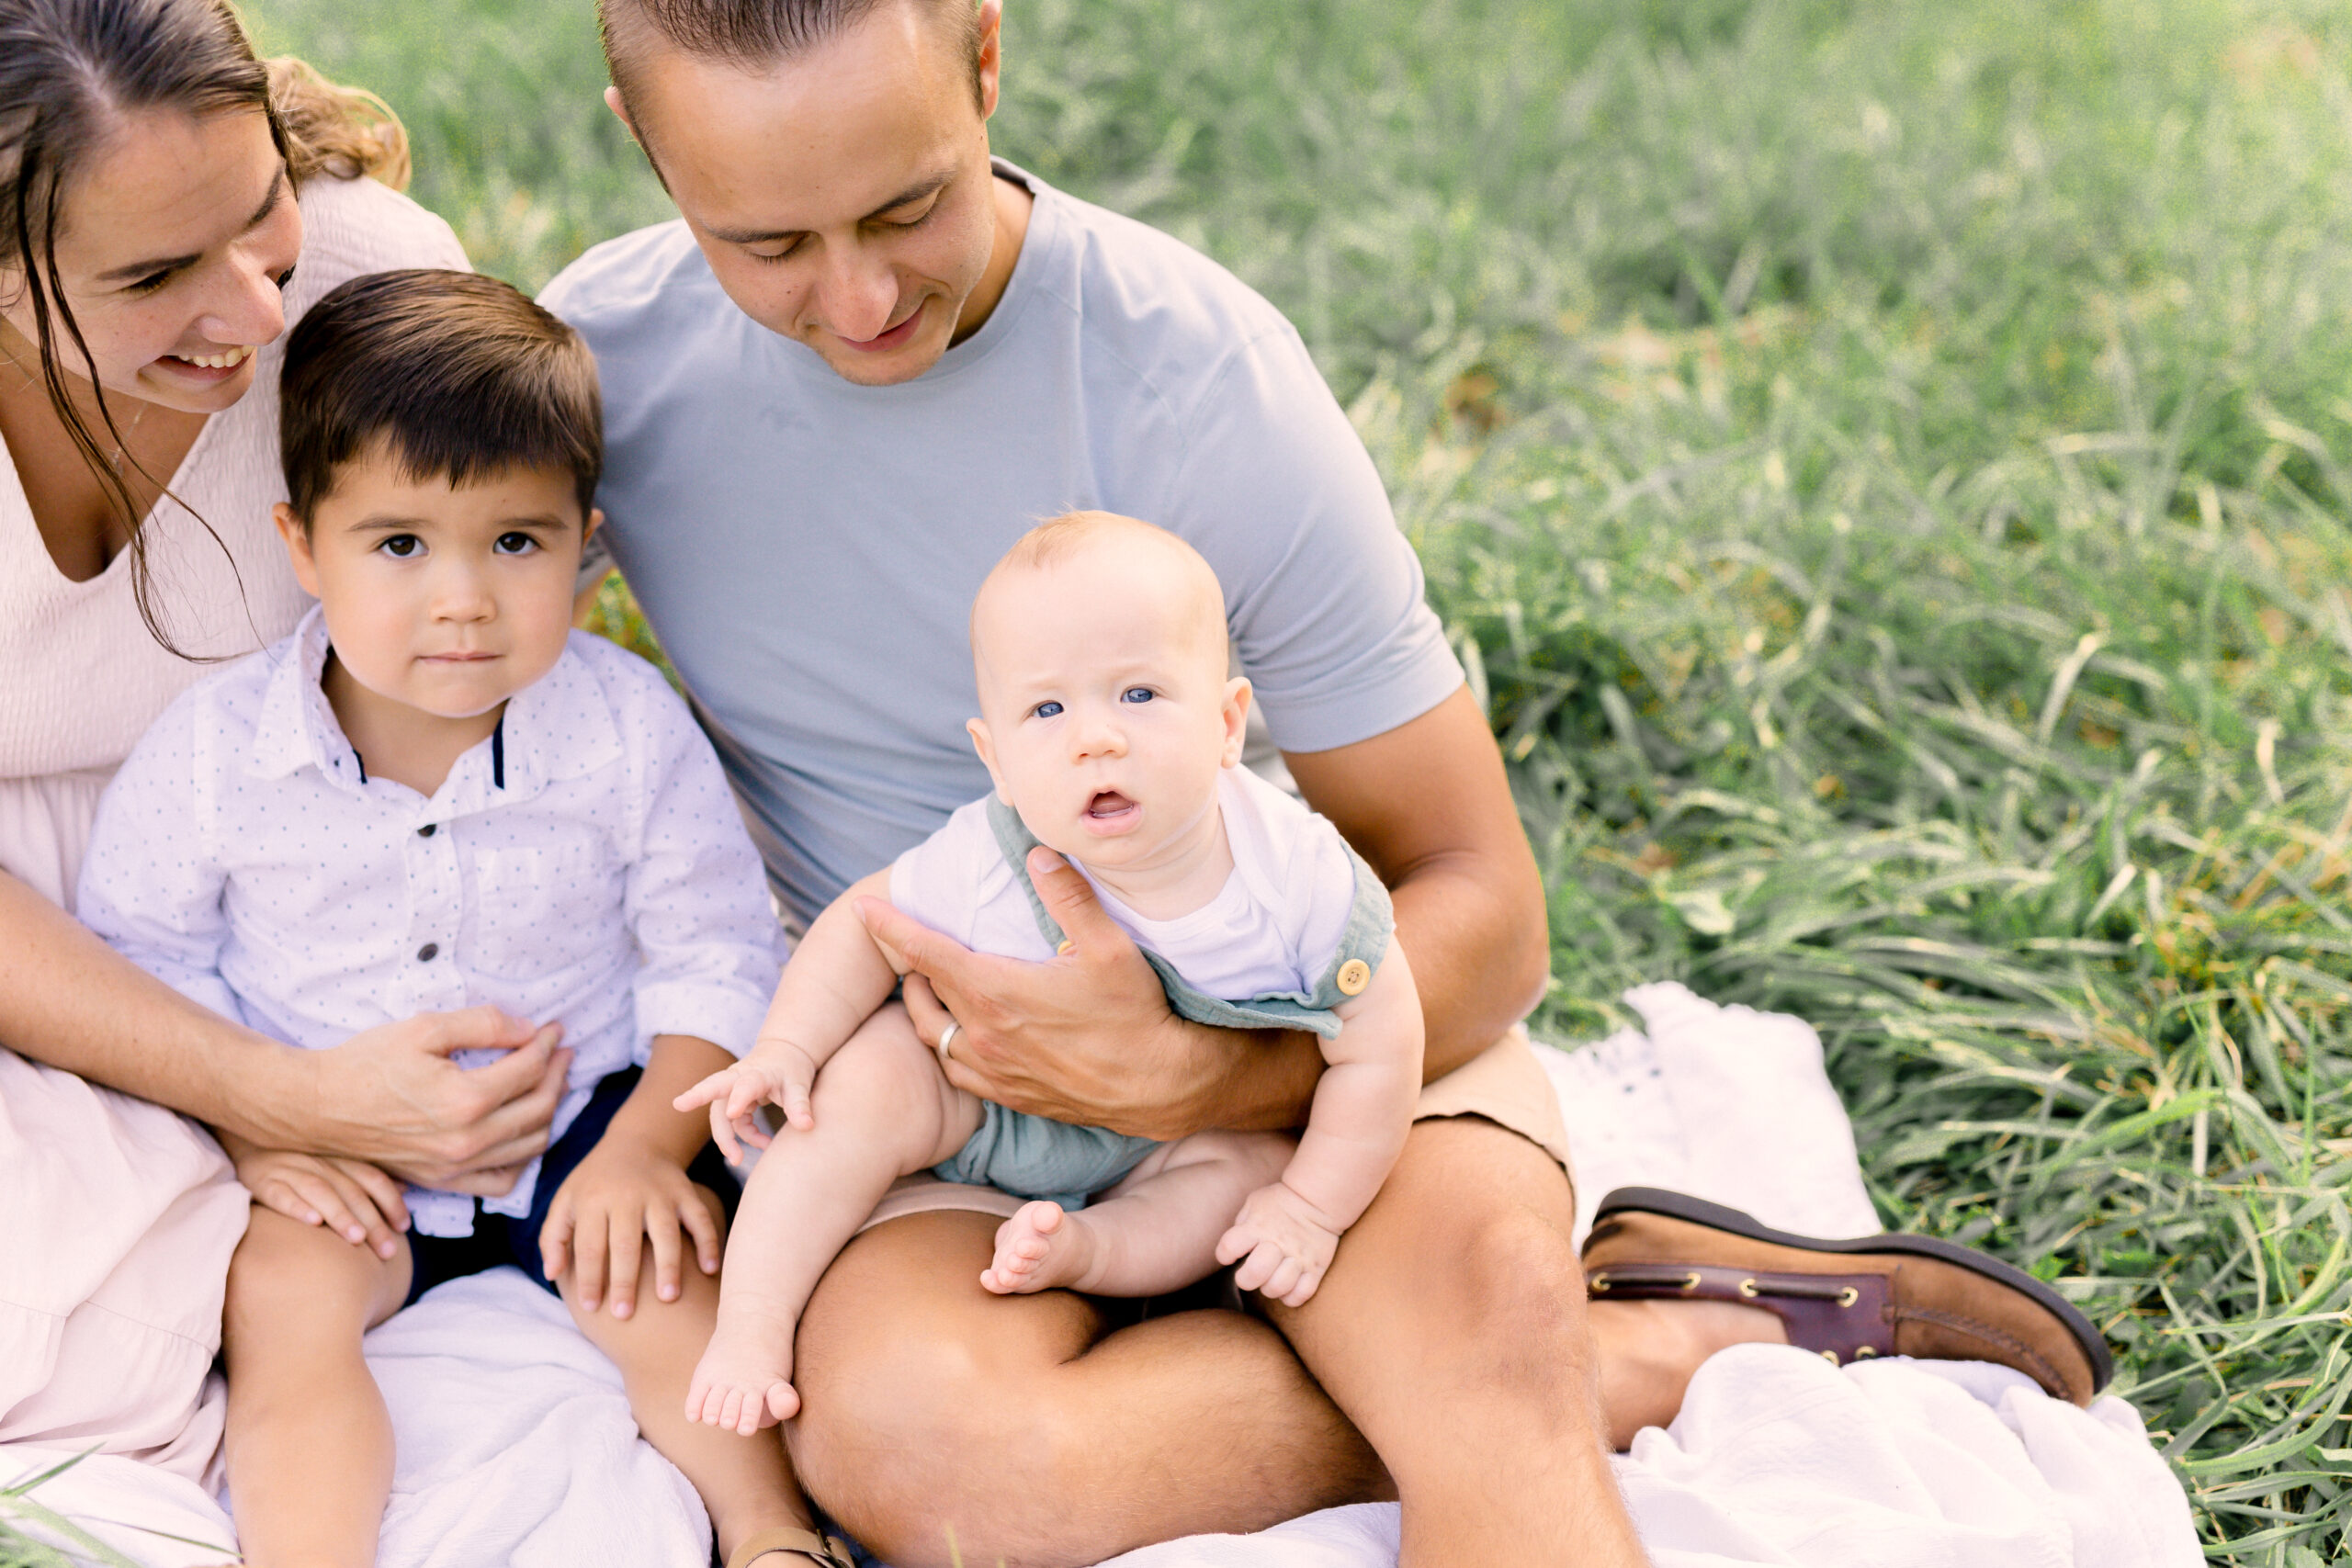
left=402, top=1066, right=739, bottom=1307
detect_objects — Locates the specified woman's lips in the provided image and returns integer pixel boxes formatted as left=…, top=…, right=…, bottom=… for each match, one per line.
left=153, top=345, right=254, bottom=384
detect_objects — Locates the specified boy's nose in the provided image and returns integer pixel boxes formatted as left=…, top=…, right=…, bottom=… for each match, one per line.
left=429, top=570, right=496, bottom=620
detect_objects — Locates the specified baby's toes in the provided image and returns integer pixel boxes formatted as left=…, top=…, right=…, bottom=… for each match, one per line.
left=766, top=1380, right=801, bottom=1423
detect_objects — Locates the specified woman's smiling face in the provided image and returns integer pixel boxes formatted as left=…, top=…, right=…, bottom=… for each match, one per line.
left=0, top=106, right=301, bottom=414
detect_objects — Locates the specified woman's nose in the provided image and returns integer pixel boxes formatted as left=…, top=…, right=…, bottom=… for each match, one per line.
left=195, top=252, right=287, bottom=350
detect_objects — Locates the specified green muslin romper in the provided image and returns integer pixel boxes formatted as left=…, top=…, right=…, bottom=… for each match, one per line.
left=929, top=795, right=1396, bottom=1210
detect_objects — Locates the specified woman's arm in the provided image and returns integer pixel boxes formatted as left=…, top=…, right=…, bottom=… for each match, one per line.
left=866, top=685, right=1547, bottom=1141
left=0, top=869, right=574, bottom=1188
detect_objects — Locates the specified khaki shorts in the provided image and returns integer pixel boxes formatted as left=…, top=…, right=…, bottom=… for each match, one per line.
left=854, top=1026, right=1570, bottom=1235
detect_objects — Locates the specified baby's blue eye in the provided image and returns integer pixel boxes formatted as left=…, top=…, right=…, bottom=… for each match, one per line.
left=1122, top=687, right=1155, bottom=704
left=493, top=531, right=538, bottom=556
left=1033, top=700, right=1064, bottom=719
left=379, top=535, right=422, bottom=558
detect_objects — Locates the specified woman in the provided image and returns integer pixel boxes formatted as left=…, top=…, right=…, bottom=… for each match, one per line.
left=0, top=0, right=570, bottom=1506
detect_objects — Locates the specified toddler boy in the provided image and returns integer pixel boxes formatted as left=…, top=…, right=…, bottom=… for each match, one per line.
left=676, top=512, right=1425, bottom=1437
left=78, top=272, right=842, bottom=1568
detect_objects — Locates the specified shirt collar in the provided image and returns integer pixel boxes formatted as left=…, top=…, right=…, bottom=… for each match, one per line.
left=247, top=610, right=626, bottom=807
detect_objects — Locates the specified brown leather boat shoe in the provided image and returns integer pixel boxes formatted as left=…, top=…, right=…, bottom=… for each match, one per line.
left=1583, top=1188, right=2111, bottom=1406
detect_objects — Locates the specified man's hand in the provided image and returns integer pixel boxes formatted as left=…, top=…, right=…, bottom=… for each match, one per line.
left=287, top=1008, right=572, bottom=1190
left=857, top=846, right=1311, bottom=1141
left=539, top=1131, right=723, bottom=1319
left=219, top=1128, right=411, bottom=1261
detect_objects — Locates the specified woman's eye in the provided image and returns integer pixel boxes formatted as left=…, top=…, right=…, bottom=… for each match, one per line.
left=125, top=267, right=176, bottom=296
left=493, top=531, right=538, bottom=556
left=1121, top=687, right=1155, bottom=705
left=1032, top=701, right=1064, bottom=719
left=379, top=535, right=422, bottom=558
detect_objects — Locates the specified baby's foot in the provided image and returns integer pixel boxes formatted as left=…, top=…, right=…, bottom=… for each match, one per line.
left=981, top=1201, right=1102, bottom=1294
left=685, top=1310, right=801, bottom=1437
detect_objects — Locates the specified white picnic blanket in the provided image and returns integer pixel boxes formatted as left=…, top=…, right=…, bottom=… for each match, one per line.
left=8, top=984, right=2199, bottom=1567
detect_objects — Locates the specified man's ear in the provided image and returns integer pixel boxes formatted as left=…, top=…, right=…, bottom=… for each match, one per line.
left=967, top=716, right=1012, bottom=802
left=271, top=502, right=323, bottom=599
left=1219, top=676, right=1252, bottom=768
left=976, top=0, right=1004, bottom=119
left=604, top=85, right=639, bottom=141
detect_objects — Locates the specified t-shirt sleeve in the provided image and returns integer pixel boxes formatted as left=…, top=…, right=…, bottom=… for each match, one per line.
left=1163, top=324, right=1464, bottom=754
left=619, top=669, right=785, bottom=1060
left=886, top=801, right=1001, bottom=951
left=74, top=697, right=245, bottom=1024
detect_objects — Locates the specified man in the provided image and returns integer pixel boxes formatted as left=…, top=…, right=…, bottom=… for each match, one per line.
left=543, top=3, right=2109, bottom=1563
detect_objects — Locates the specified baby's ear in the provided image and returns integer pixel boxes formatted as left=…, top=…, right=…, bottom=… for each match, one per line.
left=1219, top=676, right=1252, bottom=767
left=966, top=717, right=1012, bottom=800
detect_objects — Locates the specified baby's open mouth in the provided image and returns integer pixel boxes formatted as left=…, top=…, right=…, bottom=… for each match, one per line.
left=1085, top=791, right=1138, bottom=821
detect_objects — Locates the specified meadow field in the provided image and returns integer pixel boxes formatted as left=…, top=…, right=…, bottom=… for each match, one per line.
left=240, top=0, right=2352, bottom=1557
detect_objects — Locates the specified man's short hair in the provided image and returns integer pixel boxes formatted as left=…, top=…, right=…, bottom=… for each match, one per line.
left=279, top=269, right=603, bottom=523
left=599, top=0, right=984, bottom=119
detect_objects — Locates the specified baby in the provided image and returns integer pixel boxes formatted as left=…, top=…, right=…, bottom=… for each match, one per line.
left=77, top=272, right=841, bottom=1568
left=677, top=511, right=1426, bottom=1436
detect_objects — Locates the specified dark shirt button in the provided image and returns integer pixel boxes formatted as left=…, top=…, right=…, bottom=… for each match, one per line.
left=418, top=823, right=436, bottom=838
left=416, top=942, right=439, bottom=963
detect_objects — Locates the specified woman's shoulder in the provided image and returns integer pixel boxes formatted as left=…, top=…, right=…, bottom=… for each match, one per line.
left=289, top=174, right=469, bottom=306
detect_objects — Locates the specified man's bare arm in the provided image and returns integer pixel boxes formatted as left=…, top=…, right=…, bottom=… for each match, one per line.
left=0, top=869, right=572, bottom=1187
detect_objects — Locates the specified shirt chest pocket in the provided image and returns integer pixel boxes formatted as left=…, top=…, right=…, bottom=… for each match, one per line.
left=463, top=840, right=625, bottom=980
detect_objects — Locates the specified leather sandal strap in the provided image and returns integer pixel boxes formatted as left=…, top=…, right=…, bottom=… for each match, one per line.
left=1588, top=1260, right=1894, bottom=1366
left=728, top=1525, right=856, bottom=1568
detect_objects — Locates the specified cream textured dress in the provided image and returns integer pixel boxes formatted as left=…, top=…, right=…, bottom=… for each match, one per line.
left=0, top=171, right=467, bottom=1484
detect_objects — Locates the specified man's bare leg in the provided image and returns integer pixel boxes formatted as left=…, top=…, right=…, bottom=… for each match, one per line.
left=1269, top=1116, right=1641, bottom=1567
left=789, top=1209, right=1386, bottom=1568
left=1586, top=1296, right=1787, bottom=1450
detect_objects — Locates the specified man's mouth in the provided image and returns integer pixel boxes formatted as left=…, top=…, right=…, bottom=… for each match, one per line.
left=834, top=306, right=924, bottom=354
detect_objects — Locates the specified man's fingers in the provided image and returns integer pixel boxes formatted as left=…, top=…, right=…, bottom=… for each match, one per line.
left=605, top=1217, right=645, bottom=1319
left=854, top=897, right=1001, bottom=995
left=1025, top=845, right=1129, bottom=953
left=680, top=1190, right=722, bottom=1275
left=899, top=978, right=992, bottom=1097
left=418, top=1006, right=548, bottom=1060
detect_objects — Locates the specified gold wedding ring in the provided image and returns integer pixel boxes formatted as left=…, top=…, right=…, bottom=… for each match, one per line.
left=936, top=1021, right=960, bottom=1066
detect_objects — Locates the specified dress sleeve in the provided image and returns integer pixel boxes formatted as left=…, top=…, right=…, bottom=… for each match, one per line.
left=1161, top=323, right=1465, bottom=755
left=74, top=698, right=244, bottom=1025
left=622, top=681, right=785, bottom=1061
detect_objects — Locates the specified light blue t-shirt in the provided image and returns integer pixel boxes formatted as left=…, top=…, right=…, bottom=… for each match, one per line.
left=541, top=162, right=1463, bottom=927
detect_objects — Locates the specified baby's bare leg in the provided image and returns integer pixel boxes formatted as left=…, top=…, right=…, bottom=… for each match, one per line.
left=690, top=1010, right=982, bottom=1434
left=985, top=1130, right=1295, bottom=1298
left=221, top=1207, right=413, bottom=1568
left=561, top=1196, right=816, bottom=1564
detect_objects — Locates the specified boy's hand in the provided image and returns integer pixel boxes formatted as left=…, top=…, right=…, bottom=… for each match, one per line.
left=224, top=1134, right=410, bottom=1260
left=539, top=1132, right=722, bottom=1318
left=1216, top=1180, right=1344, bottom=1309
left=671, top=1043, right=819, bottom=1162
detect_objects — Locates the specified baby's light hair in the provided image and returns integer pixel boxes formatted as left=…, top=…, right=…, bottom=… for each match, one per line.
left=974, top=512, right=1231, bottom=667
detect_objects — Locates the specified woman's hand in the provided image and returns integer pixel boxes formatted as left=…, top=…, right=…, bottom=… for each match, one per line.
left=288, top=1007, right=573, bottom=1190
left=857, top=846, right=1319, bottom=1141
left=218, top=1128, right=411, bottom=1260
left=538, top=1132, right=723, bottom=1320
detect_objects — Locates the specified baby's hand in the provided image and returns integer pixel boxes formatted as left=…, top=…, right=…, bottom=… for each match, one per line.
left=1215, top=1181, right=1344, bottom=1308
left=671, top=1042, right=820, bottom=1162
left=232, top=1143, right=410, bottom=1261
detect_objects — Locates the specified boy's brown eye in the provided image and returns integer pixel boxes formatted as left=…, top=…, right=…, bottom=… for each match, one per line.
left=379, top=535, right=422, bottom=558
left=492, top=531, right=537, bottom=555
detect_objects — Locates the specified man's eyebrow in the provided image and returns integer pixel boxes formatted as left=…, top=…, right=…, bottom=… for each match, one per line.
left=96, top=167, right=288, bottom=284
left=704, top=173, right=953, bottom=247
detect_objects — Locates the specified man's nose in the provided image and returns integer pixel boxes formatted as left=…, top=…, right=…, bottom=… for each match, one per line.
left=816, top=247, right=900, bottom=343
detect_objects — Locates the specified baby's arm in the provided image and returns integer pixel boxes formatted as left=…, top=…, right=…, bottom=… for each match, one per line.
left=672, top=868, right=901, bottom=1158
left=1216, top=944, right=1424, bottom=1306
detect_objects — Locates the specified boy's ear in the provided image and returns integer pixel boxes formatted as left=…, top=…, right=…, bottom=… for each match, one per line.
left=582, top=506, right=604, bottom=546
left=1218, top=676, right=1252, bottom=768
left=271, top=502, right=323, bottom=599
left=966, top=716, right=1012, bottom=802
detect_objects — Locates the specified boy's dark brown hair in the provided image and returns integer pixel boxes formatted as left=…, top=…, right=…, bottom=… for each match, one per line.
left=279, top=268, right=602, bottom=525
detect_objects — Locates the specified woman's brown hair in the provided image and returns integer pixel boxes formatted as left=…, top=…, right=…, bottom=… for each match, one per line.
left=0, top=0, right=412, bottom=654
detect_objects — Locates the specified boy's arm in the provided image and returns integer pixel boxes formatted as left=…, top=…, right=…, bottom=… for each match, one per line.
left=1275, top=945, right=1425, bottom=1235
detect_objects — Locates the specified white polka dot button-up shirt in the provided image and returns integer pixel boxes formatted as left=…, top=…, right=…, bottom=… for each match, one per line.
left=79, top=607, right=784, bottom=1236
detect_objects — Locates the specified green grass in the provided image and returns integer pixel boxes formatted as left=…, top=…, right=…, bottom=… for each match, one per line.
left=243, top=0, right=2352, bottom=1556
